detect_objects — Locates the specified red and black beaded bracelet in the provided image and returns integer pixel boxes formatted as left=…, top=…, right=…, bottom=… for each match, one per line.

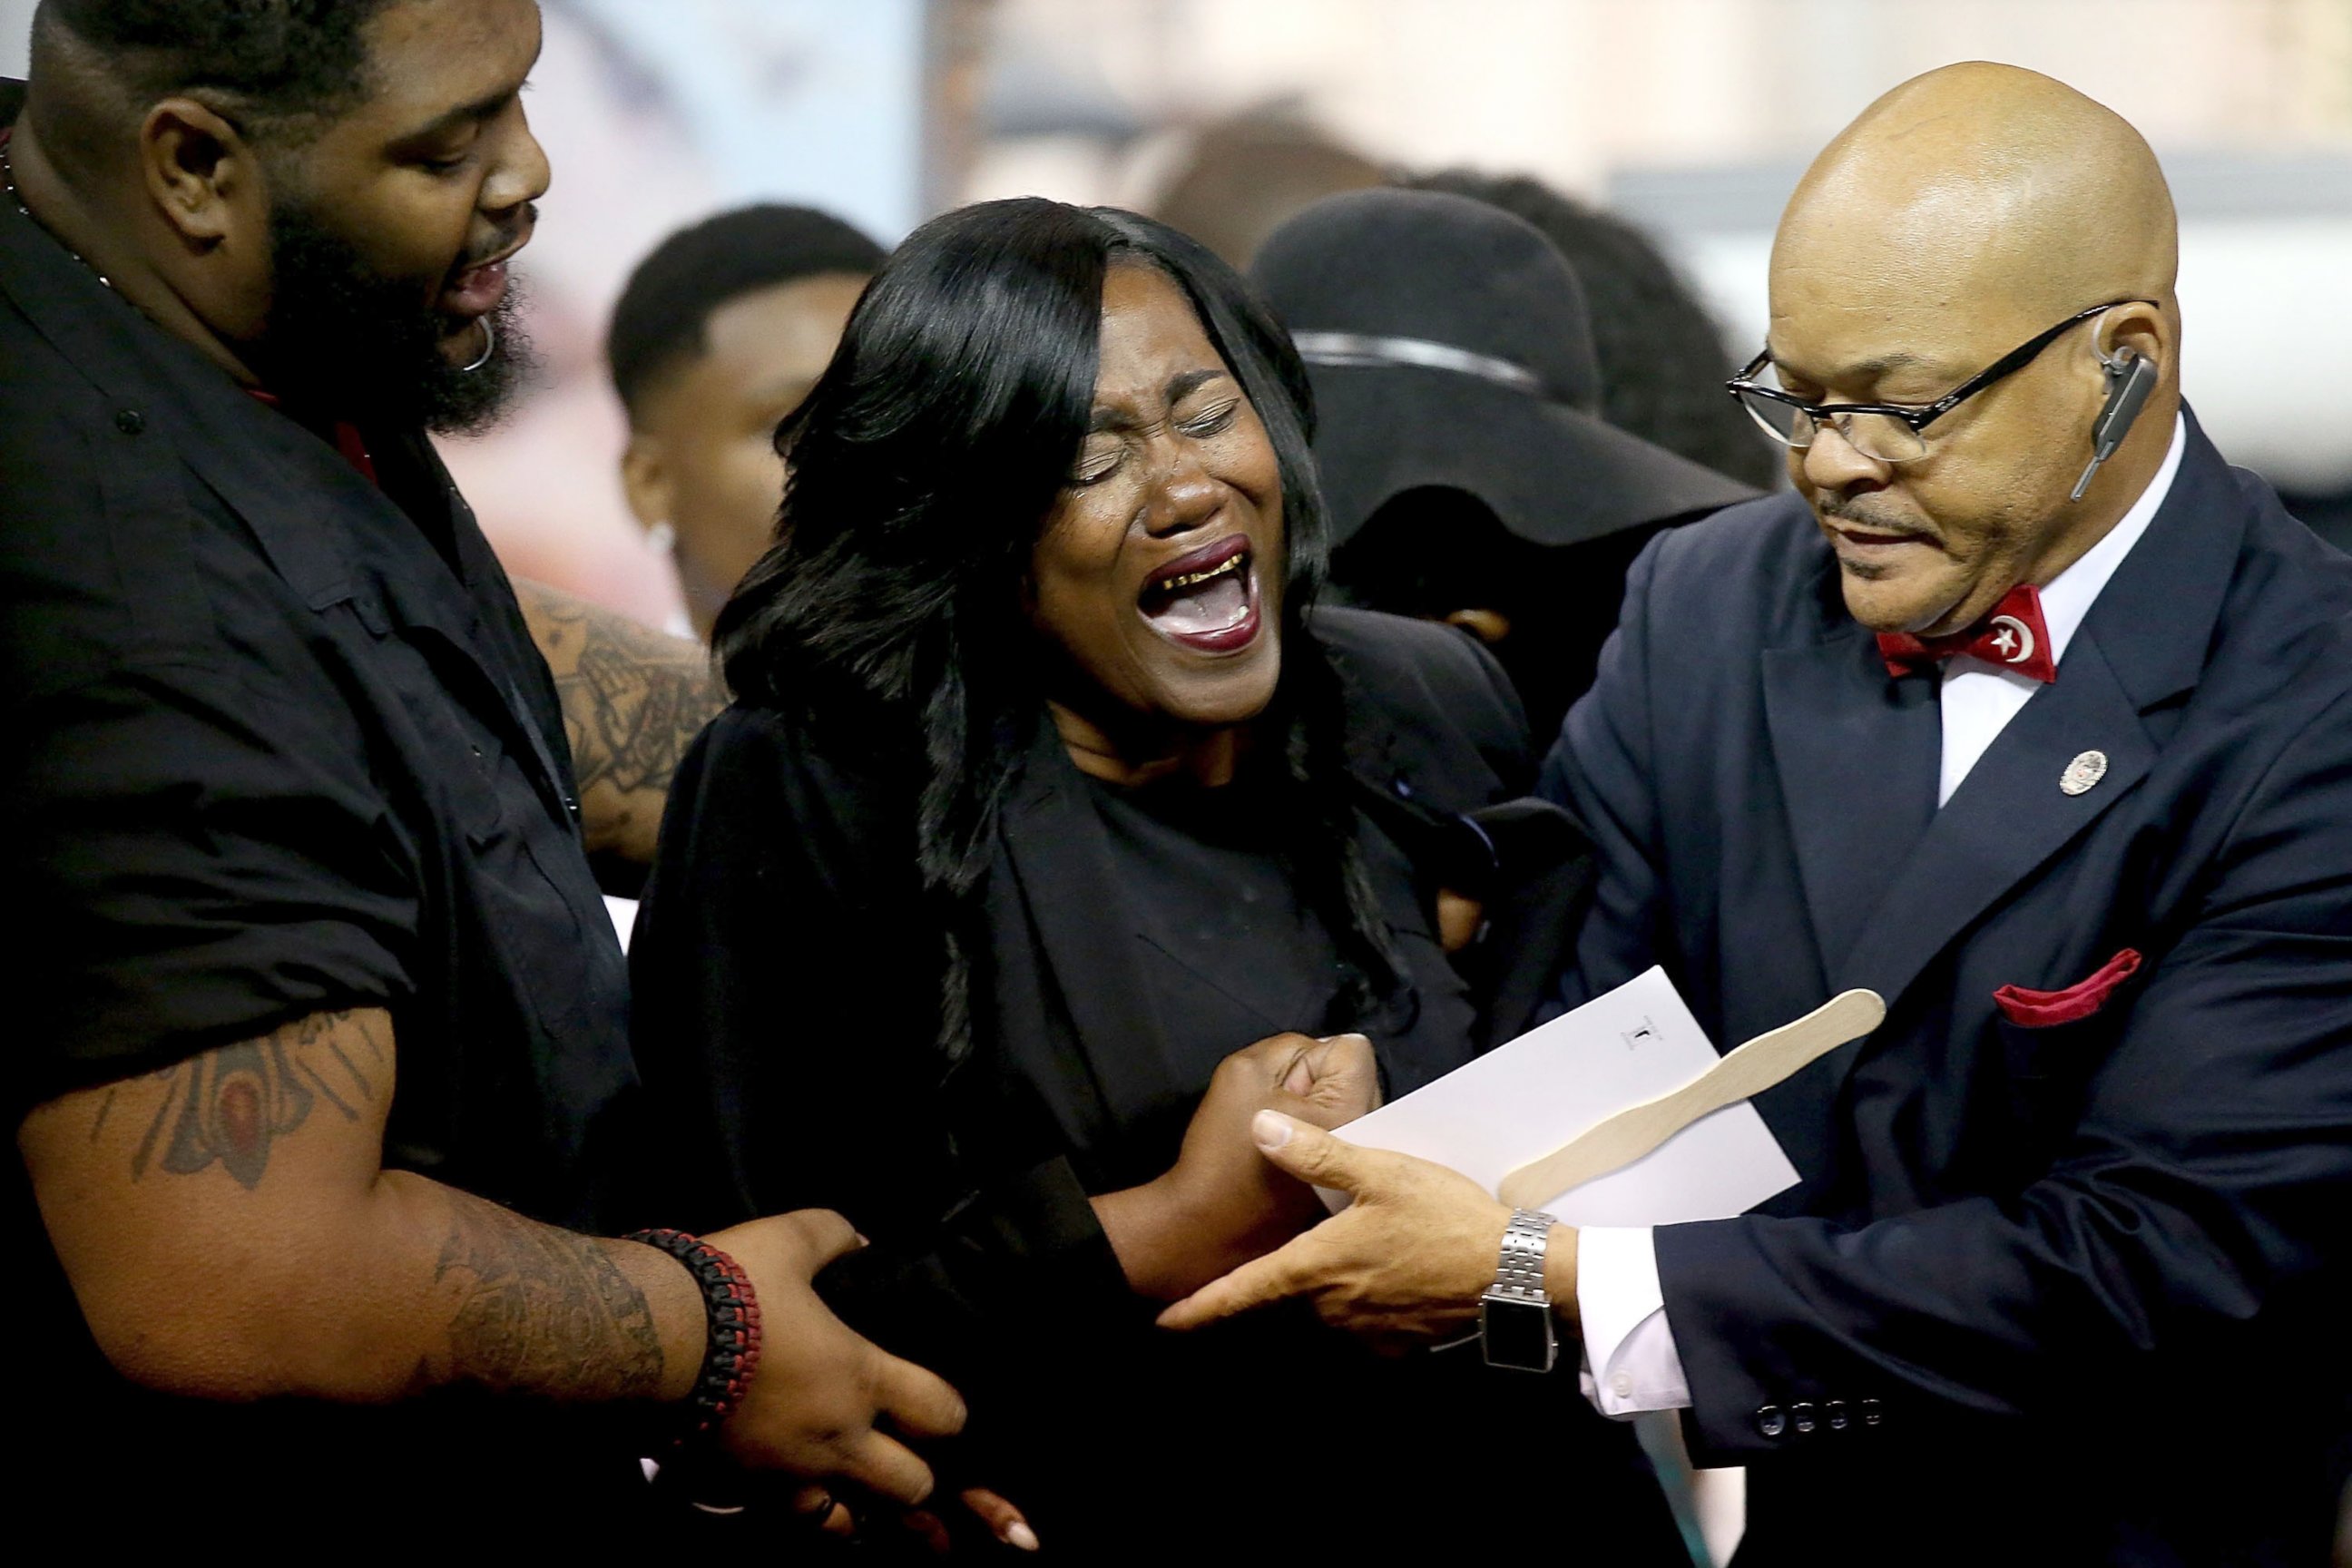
left=625, top=1228, right=764, bottom=1448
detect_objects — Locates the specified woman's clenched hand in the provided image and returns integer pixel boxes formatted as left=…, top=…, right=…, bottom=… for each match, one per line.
left=1093, top=1031, right=1381, bottom=1300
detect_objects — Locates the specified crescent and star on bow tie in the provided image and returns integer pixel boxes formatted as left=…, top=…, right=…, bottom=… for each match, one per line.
left=1875, top=582, right=2058, bottom=684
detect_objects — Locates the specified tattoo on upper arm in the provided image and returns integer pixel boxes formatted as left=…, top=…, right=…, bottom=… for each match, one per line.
left=115, top=1010, right=390, bottom=1191
left=560, top=630, right=719, bottom=798
left=517, top=583, right=723, bottom=853
left=433, top=1197, right=665, bottom=1400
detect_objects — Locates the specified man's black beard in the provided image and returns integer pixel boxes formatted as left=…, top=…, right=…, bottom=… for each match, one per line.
left=253, top=199, right=534, bottom=436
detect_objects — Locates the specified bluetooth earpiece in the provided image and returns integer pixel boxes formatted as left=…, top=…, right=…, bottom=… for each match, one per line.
left=2070, top=343, right=2159, bottom=501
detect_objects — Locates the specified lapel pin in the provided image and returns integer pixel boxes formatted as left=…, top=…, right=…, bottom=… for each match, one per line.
left=2060, top=750, right=2109, bottom=796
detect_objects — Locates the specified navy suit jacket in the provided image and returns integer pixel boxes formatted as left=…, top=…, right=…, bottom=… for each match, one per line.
left=1542, top=413, right=2352, bottom=1565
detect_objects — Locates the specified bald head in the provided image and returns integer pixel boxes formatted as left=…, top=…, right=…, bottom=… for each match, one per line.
left=1776, top=63, right=2177, bottom=346
left=1761, top=64, right=2188, bottom=641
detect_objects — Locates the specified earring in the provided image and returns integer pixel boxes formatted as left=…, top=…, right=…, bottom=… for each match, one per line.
left=458, top=316, right=495, bottom=374
left=645, top=520, right=677, bottom=554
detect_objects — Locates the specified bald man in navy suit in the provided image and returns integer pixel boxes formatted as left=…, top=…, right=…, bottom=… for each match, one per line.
left=1162, top=64, right=2352, bottom=1566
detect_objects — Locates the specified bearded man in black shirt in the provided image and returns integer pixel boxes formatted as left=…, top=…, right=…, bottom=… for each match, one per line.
left=1, top=1, right=1000, bottom=1542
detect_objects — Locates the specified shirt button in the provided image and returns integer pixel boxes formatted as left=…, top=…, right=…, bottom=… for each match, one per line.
left=1609, top=1371, right=1634, bottom=1399
left=1789, top=1400, right=1818, bottom=1436
left=1392, top=776, right=1414, bottom=799
left=1825, top=1398, right=1850, bottom=1431
left=1755, top=1405, right=1788, bottom=1439
left=1860, top=1397, right=1886, bottom=1427
left=114, top=408, right=146, bottom=435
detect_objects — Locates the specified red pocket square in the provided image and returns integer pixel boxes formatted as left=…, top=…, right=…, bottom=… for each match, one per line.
left=1994, top=947, right=2143, bottom=1027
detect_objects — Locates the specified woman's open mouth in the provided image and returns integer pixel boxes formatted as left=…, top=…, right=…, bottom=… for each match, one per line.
left=1138, top=533, right=1261, bottom=654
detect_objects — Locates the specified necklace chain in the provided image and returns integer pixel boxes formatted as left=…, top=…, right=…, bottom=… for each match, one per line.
left=1, top=133, right=116, bottom=291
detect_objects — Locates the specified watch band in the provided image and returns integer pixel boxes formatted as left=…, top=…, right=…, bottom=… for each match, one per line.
left=1489, top=1208, right=1554, bottom=1303
left=1477, top=1209, right=1561, bottom=1372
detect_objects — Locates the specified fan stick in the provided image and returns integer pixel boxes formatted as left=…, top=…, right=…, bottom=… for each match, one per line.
left=1496, top=989, right=1886, bottom=1210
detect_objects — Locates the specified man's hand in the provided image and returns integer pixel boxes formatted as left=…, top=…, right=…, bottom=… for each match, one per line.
left=1093, top=1032, right=1380, bottom=1300
left=1157, top=1111, right=1574, bottom=1352
left=661, top=1211, right=1039, bottom=1550
left=708, top=1210, right=968, bottom=1508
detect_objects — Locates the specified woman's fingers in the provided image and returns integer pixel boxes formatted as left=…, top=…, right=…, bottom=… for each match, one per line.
left=1299, top=1033, right=1380, bottom=1120
left=961, top=1487, right=1042, bottom=1552
left=1308, top=1031, right=1373, bottom=1069
left=1282, top=1053, right=1315, bottom=1098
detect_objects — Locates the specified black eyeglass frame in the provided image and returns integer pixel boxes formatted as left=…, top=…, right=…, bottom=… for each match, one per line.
left=1726, top=298, right=2157, bottom=456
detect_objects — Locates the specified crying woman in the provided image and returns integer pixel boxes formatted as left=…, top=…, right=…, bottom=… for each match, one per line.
left=627, top=196, right=1688, bottom=1562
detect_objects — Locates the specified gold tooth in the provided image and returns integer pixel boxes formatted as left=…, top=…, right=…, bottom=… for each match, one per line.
left=1159, top=556, right=1244, bottom=592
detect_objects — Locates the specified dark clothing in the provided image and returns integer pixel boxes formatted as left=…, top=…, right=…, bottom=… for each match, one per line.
left=633, top=608, right=1685, bottom=1561
left=3, top=162, right=636, bottom=1522
left=1079, top=762, right=1475, bottom=1158
left=1543, top=412, right=2352, bottom=1565
left=1333, top=485, right=1690, bottom=742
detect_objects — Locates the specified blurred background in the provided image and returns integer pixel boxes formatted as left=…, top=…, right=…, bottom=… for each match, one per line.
left=3, top=0, right=2347, bottom=630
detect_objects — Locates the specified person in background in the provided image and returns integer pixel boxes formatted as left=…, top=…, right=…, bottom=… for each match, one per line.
left=631, top=195, right=1688, bottom=1560
left=4, top=0, right=979, bottom=1543
left=606, top=203, right=885, bottom=641
left=1251, top=188, right=1755, bottom=742
left=1165, top=64, right=2352, bottom=1566
left=1145, top=108, right=1389, bottom=270
left=1412, top=168, right=1784, bottom=492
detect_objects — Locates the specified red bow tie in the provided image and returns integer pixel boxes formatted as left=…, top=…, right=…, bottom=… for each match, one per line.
left=1876, top=583, right=2057, bottom=683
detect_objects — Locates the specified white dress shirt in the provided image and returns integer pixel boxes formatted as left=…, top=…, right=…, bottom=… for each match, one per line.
left=1575, top=415, right=2187, bottom=1419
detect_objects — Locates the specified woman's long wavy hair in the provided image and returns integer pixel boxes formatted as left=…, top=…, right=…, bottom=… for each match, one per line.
left=715, top=198, right=1403, bottom=1062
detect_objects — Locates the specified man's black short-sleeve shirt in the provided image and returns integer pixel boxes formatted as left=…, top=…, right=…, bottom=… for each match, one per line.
left=3, top=154, right=639, bottom=1520
left=2, top=197, right=632, bottom=1214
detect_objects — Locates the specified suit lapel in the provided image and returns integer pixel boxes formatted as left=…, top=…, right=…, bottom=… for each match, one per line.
left=1840, top=630, right=2154, bottom=1002
left=1768, top=414, right=2245, bottom=1142
left=1761, top=629, right=1944, bottom=989
left=1757, top=630, right=2159, bottom=1150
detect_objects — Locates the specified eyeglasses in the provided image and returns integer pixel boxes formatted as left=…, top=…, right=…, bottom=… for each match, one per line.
left=1726, top=299, right=2154, bottom=465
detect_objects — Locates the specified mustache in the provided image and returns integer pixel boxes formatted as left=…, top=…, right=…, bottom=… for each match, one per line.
left=455, top=202, right=538, bottom=274
left=1815, top=493, right=1934, bottom=540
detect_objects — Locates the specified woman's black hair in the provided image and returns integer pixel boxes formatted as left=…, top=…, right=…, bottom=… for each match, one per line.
left=716, top=196, right=1403, bottom=1061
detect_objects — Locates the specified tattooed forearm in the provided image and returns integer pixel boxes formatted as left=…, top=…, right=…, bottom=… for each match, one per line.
left=513, top=577, right=724, bottom=865
left=432, top=1194, right=666, bottom=1400
left=24, top=1007, right=703, bottom=1406
left=118, top=1009, right=389, bottom=1189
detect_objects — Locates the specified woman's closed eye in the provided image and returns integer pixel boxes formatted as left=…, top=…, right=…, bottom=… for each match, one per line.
left=1070, top=443, right=1124, bottom=487
left=1177, top=399, right=1241, bottom=439
left=1068, top=404, right=1238, bottom=486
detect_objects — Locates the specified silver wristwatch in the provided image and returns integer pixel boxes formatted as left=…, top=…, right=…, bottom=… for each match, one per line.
left=1477, top=1209, right=1560, bottom=1372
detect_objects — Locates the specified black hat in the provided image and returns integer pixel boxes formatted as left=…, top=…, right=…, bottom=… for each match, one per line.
left=1251, top=188, right=1755, bottom=548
